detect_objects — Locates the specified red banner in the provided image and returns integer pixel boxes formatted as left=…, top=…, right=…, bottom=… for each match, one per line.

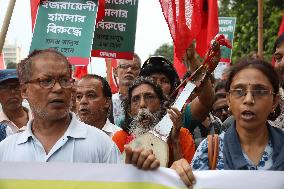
left=160, top=0, right=219, bottom=61
left=92, top=50, right=134, bottom=60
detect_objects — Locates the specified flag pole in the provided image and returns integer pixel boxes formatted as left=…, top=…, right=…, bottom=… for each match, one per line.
left=258, top=0, right=263, bottom=59
left=0, top=0, right=17, bottom=54
left=106, top=58, right=111, bottom=83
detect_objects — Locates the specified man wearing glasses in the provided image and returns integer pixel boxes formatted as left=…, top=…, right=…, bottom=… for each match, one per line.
left=212, top=81, right=230, bottom=123
left=113, top=53, right=141, bottom=126
left=0, top=49, right=159, bottom=169
left=0, top=69, right=32, bottom=141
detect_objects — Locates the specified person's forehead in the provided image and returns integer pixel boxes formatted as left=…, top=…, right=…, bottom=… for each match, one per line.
left=31, top=56, right=70, bottom=77
left=213, top=98, right=228, bottom=109
left=132, top=84, right=156, bottom=96
left=77, top=78, right=103, bottom=93
left=275, top=42, right=284, bottom=54
left=150, top=72, right=168, bottom=79
left=118, top=59, right=139, bottom=66
left=231, top=68, right=271, bottom=87
left=216, top=88, right=226, bottom=94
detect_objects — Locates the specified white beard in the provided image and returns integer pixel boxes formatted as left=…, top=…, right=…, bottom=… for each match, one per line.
left=280, top=87, right=284, bottom=101
left=129, top=108, right=162, bottom=138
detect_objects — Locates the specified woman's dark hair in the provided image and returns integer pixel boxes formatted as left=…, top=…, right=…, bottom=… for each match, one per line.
left=225, top=59, right=280, bottom=120
left=273, top=33, right=284, bottom=53
left=139, top=56, right=181, bottom=96
left=121, top=76, right=168, bottom=132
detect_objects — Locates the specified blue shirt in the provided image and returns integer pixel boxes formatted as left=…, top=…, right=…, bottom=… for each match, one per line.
left=0, top=113, right=121, bottom=163
left=191, top=132, right=273, bottom=170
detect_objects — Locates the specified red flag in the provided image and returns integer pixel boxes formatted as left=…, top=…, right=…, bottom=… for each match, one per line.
left=272, top=13, right=284, bottom=66
left=174, top=49, right=187, bottom=79
left=73, top=65, right=88, bottom=79
left=278, top=14, right=284, bottom=36
left=159, top=0, right=202, bottom=62
left=105, top=59, right=118, bottom=94
left=96, top=0, right=106, bottom=24
left=195, top=0, right=219, bottom=57
left=30, top=0, right=41, bottom=31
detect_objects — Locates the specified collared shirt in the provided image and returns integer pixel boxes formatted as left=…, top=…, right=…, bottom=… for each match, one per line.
left=0, top=107, right=32, bottom=135
left=102, top=119, right=121, bottom=137
left=0, top=112, right=122, bottom=163
left=191, top=132, right=273, bottom=170
left=112, top=93, right=125, bottom=127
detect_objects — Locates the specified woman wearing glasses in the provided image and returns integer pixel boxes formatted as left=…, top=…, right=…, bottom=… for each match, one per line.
left=190, top=59, right=284, bottom=170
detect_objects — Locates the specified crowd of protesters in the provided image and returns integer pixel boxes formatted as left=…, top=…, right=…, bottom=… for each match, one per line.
left=1, top=34, right=284, bottom=188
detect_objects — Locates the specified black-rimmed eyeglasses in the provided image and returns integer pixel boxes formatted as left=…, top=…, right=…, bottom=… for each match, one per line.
left=25, top=77, right=74, bottom=89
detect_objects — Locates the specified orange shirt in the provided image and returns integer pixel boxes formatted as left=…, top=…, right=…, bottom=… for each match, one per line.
left=112, top=128, right=195, bottom=166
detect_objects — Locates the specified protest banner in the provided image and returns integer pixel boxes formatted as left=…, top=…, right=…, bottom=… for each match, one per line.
left=0, top=162, right=185, bottom=189
left=214, top=17, right=236, bottom=79
left=91, top=0, right=138, bottom=60
left=30, top=0, right=98, bottom=65
left=0, top=162, right=283, bottom=189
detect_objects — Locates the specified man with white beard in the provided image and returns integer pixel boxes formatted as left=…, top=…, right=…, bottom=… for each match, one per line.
left=112, top=77, right=195, bottom=167
left=270, top=33, right=284, bottom=130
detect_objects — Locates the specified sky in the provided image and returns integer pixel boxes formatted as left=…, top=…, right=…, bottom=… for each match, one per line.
left=0, top=0, right=173, bottom=77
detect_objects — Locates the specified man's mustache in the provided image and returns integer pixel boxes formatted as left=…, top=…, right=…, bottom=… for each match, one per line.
left=129, top=108, right=162, bottom=137
left=136, top=108, right=154, bottom=122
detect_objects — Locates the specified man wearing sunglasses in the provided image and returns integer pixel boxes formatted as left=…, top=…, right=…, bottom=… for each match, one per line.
left=0, top=69, right=32, bottom=141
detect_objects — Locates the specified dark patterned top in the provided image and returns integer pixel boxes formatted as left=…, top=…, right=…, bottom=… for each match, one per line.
left=191, top=132, right=273, bottom=170
left=269, top=88, right=284, bottom=130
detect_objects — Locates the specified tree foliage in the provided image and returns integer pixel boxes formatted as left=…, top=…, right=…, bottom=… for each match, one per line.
left=154, top=1, right=284, bottom=64
left=219, top=0, right=284, bottom=62
left=152, top=43, right=174, bottom=63
left=6, top=62, right=16, bottom=69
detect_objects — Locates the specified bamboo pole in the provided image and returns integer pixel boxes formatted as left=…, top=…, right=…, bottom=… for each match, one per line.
left=258, top=0, right=263, bottom=59
left=0, top=0, right=17, bottom=54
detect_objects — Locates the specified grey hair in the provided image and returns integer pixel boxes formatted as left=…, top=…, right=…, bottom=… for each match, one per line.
left=17, top=48, right=72, bottom=84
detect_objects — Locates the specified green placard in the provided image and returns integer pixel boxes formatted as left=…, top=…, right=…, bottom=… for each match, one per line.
left=218, top=17, right=236, bottom=64
left=91, top=0, right=138, bottom=60
left=30, top=0, right=98, bottom=65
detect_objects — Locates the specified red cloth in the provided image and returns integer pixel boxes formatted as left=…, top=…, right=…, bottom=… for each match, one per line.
left=0, top=53, right=5, bottom=69
left=278, top=14, right=284, bottom=36
left=96, top=0, right=106, bottom=24
left=112, top=128, right=195, bottom=166
left=159, top=0, right=202, bottom=62
left=30, top=0, right=41, bottom=31
left=105, top=58, right=118, bottom=94
left=195, top=0, right=219, bottom=57
left=73, top=65, right=88, bottom=79
left=174, top=49, right=187, bottom=79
